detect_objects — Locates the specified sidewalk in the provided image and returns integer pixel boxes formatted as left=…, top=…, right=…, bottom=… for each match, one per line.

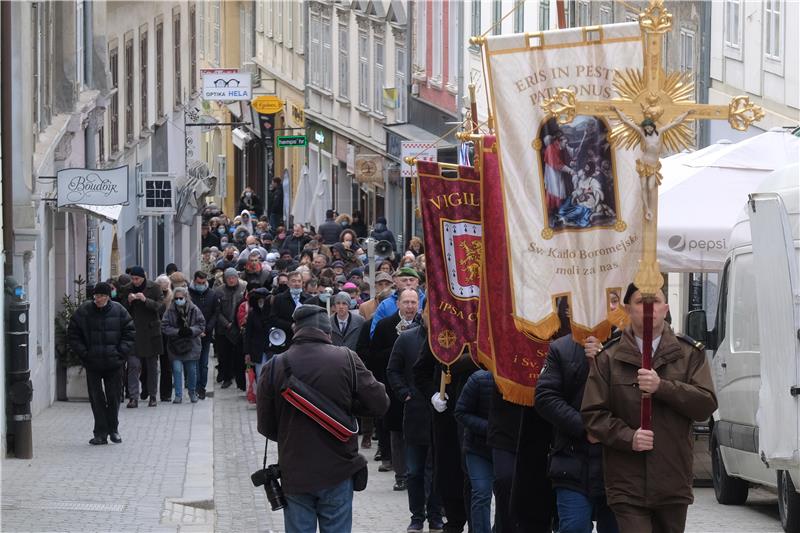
left=1, top=388, right=214, bottom=533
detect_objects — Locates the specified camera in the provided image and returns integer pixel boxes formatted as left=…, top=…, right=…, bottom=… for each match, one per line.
left=251, top=464, right=287, bottom=511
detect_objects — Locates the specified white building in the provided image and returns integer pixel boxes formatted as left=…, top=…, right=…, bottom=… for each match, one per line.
left=709, top=0, right=798, bottom=141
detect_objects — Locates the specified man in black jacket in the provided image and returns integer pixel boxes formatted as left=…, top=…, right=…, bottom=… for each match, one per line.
left=281, top=224, right=311, bottom=258
left=68, top=282, right=136, bottom=445
left=269, top=270, right=310, bottom=354
left=387, top=320, right=444, bottom=532
left=318, top=209, right=342, bottom=245
left=535, top=334, right=617, bottom=533
left=257, top=305, right=390, bottom=532
left=188, top=271, right=220, bottom=400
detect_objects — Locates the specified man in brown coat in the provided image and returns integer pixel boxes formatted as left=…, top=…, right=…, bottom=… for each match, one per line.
left=581, top=283, right=717, bottom=533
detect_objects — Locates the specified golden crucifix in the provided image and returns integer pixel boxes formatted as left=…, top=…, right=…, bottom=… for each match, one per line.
left=541, top=0, right=764, bottom=295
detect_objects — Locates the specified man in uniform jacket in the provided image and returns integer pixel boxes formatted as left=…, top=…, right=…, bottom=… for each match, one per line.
left=118, top=266, right=164, bottom=408
left=581, top=283, right=717, bottom=533
left=269, top=270, right=310, bottom=355
left=387, top=318, right=444, bottom=532
left=68, top=282, right=136, bottom=444
left=257, top=305, right=390, bottom=532
left=536, top=334, right=618, bottom=533
left=330, top=292, right=365, bottom=351
left=214, top=268, right=247, bottom=388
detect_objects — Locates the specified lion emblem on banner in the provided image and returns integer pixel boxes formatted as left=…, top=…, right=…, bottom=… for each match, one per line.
left=442, top=220, right=482, bottom=299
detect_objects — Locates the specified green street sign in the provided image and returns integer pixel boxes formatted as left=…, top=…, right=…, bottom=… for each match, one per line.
left=277, top=135, right=307, bottom=148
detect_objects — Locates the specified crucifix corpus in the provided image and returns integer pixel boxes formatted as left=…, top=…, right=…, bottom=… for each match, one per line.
left=541, top=0, right=763, bottom=429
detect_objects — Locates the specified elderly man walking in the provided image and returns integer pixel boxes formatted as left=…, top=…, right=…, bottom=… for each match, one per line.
left=68, top=282, right=136, bottom=445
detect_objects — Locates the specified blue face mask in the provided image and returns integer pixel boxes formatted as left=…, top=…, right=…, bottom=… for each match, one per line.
left=358, top=254, right=368, bottom=263
left=111, top=289, right=118, bottom=298
left=175, top=298, right=186, bottom=306
left=289, top=287, right=302, bottom=297
left=350, top=298, right=358, bottom=309
left=193, top=283, right=208, bottom=293
left=320, top=292, right=331, bottom=303
left=218, top=227, right=226, bottom=235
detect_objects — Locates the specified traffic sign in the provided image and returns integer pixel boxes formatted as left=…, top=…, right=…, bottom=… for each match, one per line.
left=252, top=95, right=283, bottom=115
left=277, top=135, right=307, bottom=148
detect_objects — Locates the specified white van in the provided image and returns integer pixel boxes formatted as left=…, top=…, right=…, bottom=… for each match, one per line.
left=687, top=163, right=800, bottom=533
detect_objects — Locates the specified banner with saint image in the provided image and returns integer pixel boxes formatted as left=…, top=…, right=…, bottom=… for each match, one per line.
left=483, top=23, right=641, bottom=345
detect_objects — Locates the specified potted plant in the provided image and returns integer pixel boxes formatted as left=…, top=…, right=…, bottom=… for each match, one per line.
left=55, top=277, right=89, bottom=401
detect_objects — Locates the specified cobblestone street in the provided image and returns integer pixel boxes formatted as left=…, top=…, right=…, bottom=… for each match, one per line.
left=0, top=380, right=787, bottom=533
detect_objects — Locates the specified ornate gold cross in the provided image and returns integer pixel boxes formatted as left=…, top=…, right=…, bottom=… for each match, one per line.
left=541, top=0, right=763, bottom=295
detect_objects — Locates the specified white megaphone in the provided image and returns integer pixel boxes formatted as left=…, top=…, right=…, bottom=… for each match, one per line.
left=268, top=327, right=287, bottom=347
left=323, top=287, right=334, bottom=314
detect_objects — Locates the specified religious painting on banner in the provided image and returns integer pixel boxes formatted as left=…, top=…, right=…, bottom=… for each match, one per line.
left=483, top=23, right=642, bottom=347
left=418, top=161, right=481, bottom=365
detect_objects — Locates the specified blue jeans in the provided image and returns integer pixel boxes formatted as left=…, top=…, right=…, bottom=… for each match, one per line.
left=283, top=477, right=353, bottom=533
left=172, top=359, right=198, bottom=398
left=465, top=452, right=494, bottom=533
left=197, top=337, right=211, bottom=391
left=555, top=487, right=619, bottom=533
left=405, top=444, right=443, bottom=522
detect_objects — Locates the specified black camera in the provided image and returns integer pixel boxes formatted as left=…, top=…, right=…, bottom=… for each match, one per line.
left=251, top=464, right=287, bottom=511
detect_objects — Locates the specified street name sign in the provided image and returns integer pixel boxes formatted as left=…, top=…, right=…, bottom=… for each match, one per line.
left=277, top=135, right=307, bottom=148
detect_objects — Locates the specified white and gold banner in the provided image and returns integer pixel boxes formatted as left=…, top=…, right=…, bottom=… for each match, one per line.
left=484, top=23, right=643, bottom=342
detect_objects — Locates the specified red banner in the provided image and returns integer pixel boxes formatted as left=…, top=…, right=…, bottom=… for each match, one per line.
left=418, top=161, right=482, bottom=365
left=477, top=136, right=550, bottom=406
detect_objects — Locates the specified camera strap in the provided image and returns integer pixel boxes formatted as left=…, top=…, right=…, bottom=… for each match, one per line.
left=262, top=437, right=269, bottom=471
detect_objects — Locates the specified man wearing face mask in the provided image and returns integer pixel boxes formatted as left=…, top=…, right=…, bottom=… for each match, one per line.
left=243, top=288, right=272, bottom=380
left=239, top=186, right=263, bottom=218
left=269, top=270, right=309, bottom=354
left=213, top=268, right=247, bottom=388
left=330, top=291, right=366, bottom=351
left=215, top=245, right=239, bottom=271
left=237, top=235, right=269, bottom=266
left=68, top=282, right=136, bottom=445
left=188, top=271, right=220, bottom=400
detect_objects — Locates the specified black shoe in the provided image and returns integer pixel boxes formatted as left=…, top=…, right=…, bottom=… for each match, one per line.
left=89, top=437, right=108, bottom=445
left=393, top=480, right=407, bottom=491
left=126, top=399, right=138, bottom=408
left=109, top=432, right=122, bottom=443
left=148, top=397, right=157, bottom=407
left=378, top=462, right=393, bottom=472
left=140, top=393, right=149, bottom=400
left=373, top=450, right=382, bottom=461
left=197, top=389, right=206, bottom=400
left=221, top=380, right=232, bottom=389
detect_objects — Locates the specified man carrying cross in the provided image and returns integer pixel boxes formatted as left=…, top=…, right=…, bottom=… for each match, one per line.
left=580, top=282, right=716, bottom=533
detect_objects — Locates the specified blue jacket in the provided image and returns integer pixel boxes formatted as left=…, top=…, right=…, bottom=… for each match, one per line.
left=454, top=370, right=494, bottom=460
left=369, top=288, right=426, bottom=337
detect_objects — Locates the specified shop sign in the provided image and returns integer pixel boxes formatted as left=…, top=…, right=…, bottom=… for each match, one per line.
left=401, top=141, right=437, bottom=178
left=291, top=103, right=305, bottom=126
left=57, top=166, right=129, bottom=207
left=355, top=155, right=384, bottom=184
left=201, top=69, right=252, bottom=101
left=252, top=95, right=283, bottom=115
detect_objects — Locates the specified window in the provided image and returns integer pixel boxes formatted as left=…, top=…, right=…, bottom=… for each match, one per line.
left=156, top=19, right=164, bottom=117
left=764, top=0, right=782, bottom=60
left=198, top=1, right=205, bottom=59
left=309, top=9, right=321, bottom=86
left=98, top=126, right=105, bottom=163
left=276, top=1, right=283, bottom=42
left=471, top=0, right=481, bottom=39
left=578, top=1, right=590, bottom=26
left=125, top=35, right=134, bottom=143
left=286, top=0, right=294, bottom=49
left=173, top=10, right=182, bottom=107
left=492, top=0, right=501, bottom=35
left=77, top=0, right=85, bottom=88
left=539, top=1, right=549, bottom=30
left=395, top=43, right=407, bottom=122
left=190, top=4, right=197, bottom=94
left=730, top=253, right=760, bottom=353
left=724, top=0, right=741, bottom=48
left=240, top=3, right=254, bottom=64
left=322, top=12, right=332, bottom=90
left=680, top=28, right=695, bottom=72
left=358, top=30, right=369, bottom=107
left=514, top=1, right=525, bottom=33
left=600, top=4, right=612, bottom=25
left=447, top=1, right=458, bottom=89
left=414, top=1, right=426, bottom=75
left=373, top=36, right=384, bottom=113
left=338, top=23, right=349, bottom=99
left=432, top=1, right=443, bottom=80
left=296, top=0, right=304, bottom=54
left=625, top=11, right=638, bottom=23
left=32, top=2, right=54, bottom=134
left=266, top=1, right=273, bottom=37
left=212, top=1, right=221, bottom=65
left=109, top=43, right=119, bottom=153
left=140, top=28, right=148, bottom=129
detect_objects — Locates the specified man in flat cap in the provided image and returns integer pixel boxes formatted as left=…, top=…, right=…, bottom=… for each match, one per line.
left=581, top=283, right=717, bottom=533
left=257, top=304, right=390, bottom=532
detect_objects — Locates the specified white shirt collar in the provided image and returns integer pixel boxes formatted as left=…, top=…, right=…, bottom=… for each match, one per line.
left=635, top=335, right=662, bottom=355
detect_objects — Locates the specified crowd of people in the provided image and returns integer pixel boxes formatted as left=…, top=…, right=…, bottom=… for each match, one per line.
left=67, top=196, right=717, bottom=533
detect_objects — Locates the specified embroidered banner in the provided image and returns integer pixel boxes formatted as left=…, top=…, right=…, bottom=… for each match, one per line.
left=418, top=161, right=482, bottom=365
left=483, top=24, right=641, bottom=345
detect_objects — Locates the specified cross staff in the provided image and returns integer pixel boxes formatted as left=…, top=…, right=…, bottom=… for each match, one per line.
left=541, top=0, right=763, bottom=429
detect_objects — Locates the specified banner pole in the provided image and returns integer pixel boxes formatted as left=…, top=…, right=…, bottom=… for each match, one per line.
left=640, top=297, right=654, bottom=430
left=439, top=365, right=451, bottom=397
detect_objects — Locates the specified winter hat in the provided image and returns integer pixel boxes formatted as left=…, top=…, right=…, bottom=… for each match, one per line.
left=130, top=266, right=146, bottom=278
left=374, top=272, right=394, bottom=284
left=348, top=268, right=364, bottom=279
left=623, top=283, right=638, bottom=304
left=335, top=274, right=347, bottom=284
left=342, top=282, right=359, bottom=291
left=224, top=267, right=239, bottom=279
left=331, top=260, right=345, bottom=269
left=293, top=305, right=332, bottom=334
left=333, top=292, right=351, bottom=305
left=93, top=282, right=113, bottom=296
left=395, top=266, right=420, bottom=280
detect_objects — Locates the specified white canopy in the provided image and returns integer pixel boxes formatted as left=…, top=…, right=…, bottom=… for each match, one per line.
left=657, top=131, right=800, bottom=272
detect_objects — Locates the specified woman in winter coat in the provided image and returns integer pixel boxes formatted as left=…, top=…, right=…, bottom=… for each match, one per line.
left=161, top=286, right=206, bottom=403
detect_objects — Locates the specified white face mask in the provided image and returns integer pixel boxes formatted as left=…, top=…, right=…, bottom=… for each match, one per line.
left=175, top=298, right=186, bottom=306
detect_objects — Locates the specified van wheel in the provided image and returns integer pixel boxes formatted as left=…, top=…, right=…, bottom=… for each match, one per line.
left=778, top=470, right=800, bottom=532
left=711, top=435, right=748, bottom=504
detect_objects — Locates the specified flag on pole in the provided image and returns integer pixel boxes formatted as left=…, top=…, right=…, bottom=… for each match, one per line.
left=418, top=161, right=482, bottom=365
left=482, top=23, right=642, bottom=347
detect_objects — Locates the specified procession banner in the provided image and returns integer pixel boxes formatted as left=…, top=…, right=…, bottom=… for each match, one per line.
left=418, top=161, right=481, bottom=365
left=483, top=23, right=641, bottom=345
left=478, top=136, right=549, bottom=405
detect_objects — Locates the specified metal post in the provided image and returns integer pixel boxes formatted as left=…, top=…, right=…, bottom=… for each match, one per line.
left=5, top=279, right=32, bottom=458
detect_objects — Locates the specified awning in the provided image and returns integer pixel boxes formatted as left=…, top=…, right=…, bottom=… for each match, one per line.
left=62, top=204, right=124, bottom=224
left=384, top=123, right=455, bottom=149
left=232, top=127, right=252, bottom=150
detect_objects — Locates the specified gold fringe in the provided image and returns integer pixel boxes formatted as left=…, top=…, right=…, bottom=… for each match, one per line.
left=571, top=321, right=614, bottom=346
left=497, top=380, right=536, bottom=407
left=514, top=313, right=561, bottom=341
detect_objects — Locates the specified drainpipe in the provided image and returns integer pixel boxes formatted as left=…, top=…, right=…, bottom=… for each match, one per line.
left=1, top=0, right=13, bottom=273
left=698, top=0, right=712, bottom=148
left=84, top=0, right=98, bottom=285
